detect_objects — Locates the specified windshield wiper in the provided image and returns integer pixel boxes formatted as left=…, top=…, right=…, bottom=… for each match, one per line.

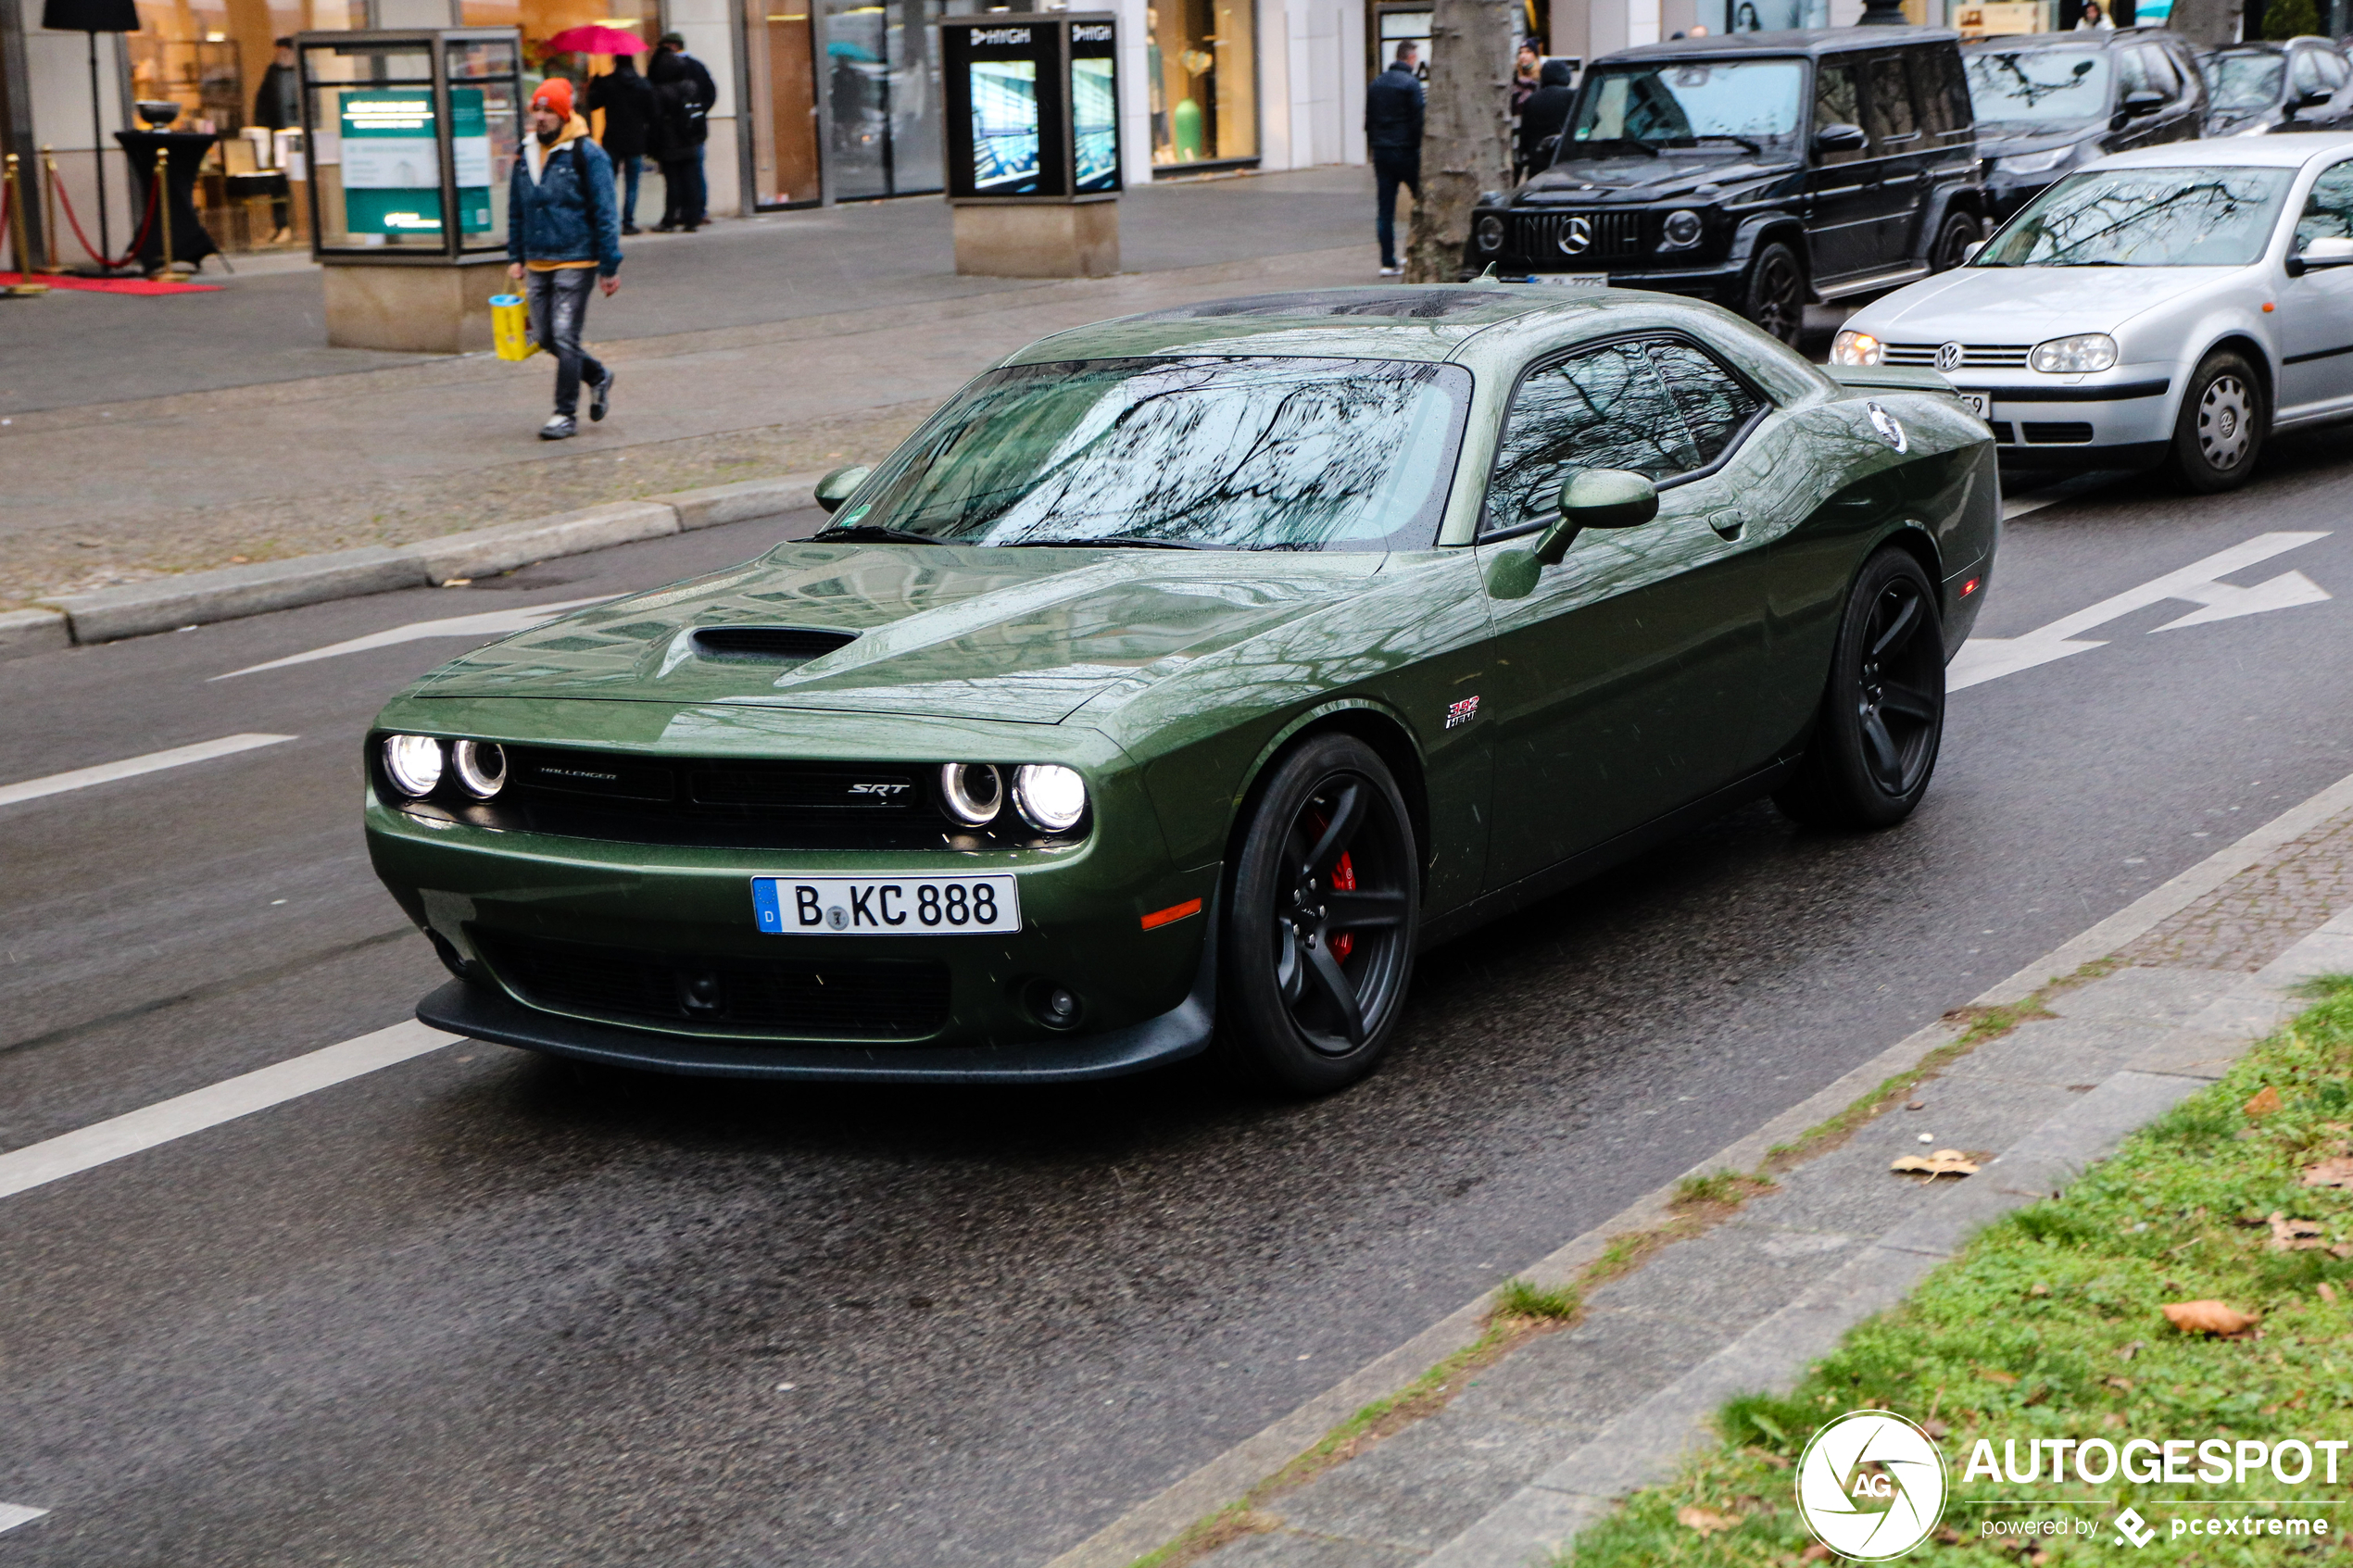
left=809, top=523, right=948, bottom=546
left=1566, top=137, right=1659, bottom=159
left=1692, top=133, right=1764, bottom=155
left=1000, top=533, right=1216, bottom=550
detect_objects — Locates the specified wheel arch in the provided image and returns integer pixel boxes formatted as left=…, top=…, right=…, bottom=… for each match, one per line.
left=2198, top=332, right=2276, bottom=415
left=1871, top=521, right=1947, bottom=615
left=1225, top=700, right=1434, bottom=884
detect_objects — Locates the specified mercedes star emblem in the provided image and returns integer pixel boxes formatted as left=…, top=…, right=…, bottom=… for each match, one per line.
left=1557, top=216, right=1593, bottom=257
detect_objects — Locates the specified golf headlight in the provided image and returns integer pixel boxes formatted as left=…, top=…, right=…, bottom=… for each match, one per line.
left=1661, top=208, right=1704, bottom=248
left=1996, top=144, right=2077, bottom=176
left=2031, top=332, right=2118, bottom=373
left=1831, top=329, right=1883, bottom=367
left=1474, top=212, right=1506, bottom=253
left=937, top=762, right=1004, bottom=826
left=1012, top=764, right=1088, bottom=832
left=450, top=739, right=507, bottom=799
left=383, top=734, right=444, bottom=797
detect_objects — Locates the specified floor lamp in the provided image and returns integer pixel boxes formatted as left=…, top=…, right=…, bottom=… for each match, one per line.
left=40, top=0, right=140, bottom=270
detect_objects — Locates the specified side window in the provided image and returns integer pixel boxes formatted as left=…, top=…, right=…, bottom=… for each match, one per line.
left=2319, top=49, right=2350, bottom=89
left=1906, top=46, right=1966, bottom=136
left=1814, top=59, right=1866, bottom=163
left=1644, top=341, right=1765, bottom=470
left=2293, top=47, right=2327, bottom=97
left=2134, top=46, right=2182, bottom=102
left=1487, top=343, right=1701, bottom=533
left=1861, top=53, right=1919, bottom=144
left=2294, top=158, right=2353, bottom=247
left=2171, top=44, right=2209, bottom=105
left=2115, top=46, right=2153, bottom=100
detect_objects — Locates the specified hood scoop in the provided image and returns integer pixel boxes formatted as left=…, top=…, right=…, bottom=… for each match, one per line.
left=692, top=626, right=860, bottom=662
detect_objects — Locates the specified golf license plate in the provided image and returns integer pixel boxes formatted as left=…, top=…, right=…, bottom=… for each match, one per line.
left=752, top=874, right=1021, bottom=935
left=1958, top=393, right=1988, bottom=418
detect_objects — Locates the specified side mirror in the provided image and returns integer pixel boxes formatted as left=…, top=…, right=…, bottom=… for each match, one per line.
left=2297, top=85, right=2335, bottom=109
left=813, top=464, right=872, bottom=514
left=2122, top=89, right=2165, bottom=118
left=1813, top=121, right=1869, bottom=154
left=2287, top=232, right=2353, bottom=275
left=1532, top=468, right=1659, bottom=566
left=1961, top=239, right=1985, bottom=263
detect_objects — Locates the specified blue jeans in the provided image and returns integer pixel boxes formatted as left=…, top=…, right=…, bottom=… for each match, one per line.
left=1374, top=148, right=1420, bottom=269
left=525, top=266, right=607, bottom=417
left=615, top=155, right=641, bottom=227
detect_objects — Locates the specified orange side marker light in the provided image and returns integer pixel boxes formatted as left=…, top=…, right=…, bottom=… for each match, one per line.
left=2263, top=302, right=2276, bottom=312
left=1141, top=897, right=1203, bottom=931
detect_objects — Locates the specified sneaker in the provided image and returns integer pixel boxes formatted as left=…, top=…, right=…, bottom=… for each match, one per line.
left=652, top=221, right=677, bottom=232
left=1379, top=264, right=1403, bottom=276
left=539, top=414, right=576, bottom=441
left=589, top=369, right=614, bottom=423
left=622, top=222, right=641, bottom=235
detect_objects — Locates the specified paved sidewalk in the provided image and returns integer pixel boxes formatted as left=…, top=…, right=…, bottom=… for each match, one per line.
left=1153, top=785, right=2353, bottom=1568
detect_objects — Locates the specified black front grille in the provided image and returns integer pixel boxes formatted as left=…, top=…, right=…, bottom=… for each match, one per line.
left=692, top=626, right=858, bottom=661
left=1988, top=420, right=2016, bottom=444
left=2022, top=421, right=2094, bottom=445
left=477, top=931, right=952, bottom=1039
left=508, top=746, right=924, bottom=818
left=1513, top=209, right=1645, bottom=262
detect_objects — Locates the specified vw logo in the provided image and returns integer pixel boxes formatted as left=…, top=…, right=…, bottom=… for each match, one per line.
left=1557, top=215, right=1593, bottom=256
left=1935, top=341, right=1965, bottom=370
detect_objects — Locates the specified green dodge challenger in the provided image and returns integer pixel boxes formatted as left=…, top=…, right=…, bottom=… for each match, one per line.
left=365, top=284, right=1997, bottom=1093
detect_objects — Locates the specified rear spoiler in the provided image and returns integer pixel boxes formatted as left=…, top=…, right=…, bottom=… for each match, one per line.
left=1824, top=364, right=1958, bottom=396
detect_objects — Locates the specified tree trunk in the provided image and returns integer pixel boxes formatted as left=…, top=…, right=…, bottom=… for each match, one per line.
left=1405, top=0, right=1516, bottom=283
left=2162, top=0, right=2242, bottom=44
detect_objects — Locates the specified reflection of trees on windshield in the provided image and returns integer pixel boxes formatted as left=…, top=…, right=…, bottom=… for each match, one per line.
left=1966, top=50, right=2108, bottom=121
left=1569, top=61, right=1801, bottom=149
left=1977, top=169, right=2293, bottom=267
left=2206, top=51, right=2286, bottom=112
left=837, top=358, right=1471, bottom=552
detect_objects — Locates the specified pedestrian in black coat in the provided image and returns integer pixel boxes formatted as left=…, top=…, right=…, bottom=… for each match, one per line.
left=649, top=34, right=713, bottom=231
left=1365, top=44, right=1426, bottom=275
left=588, top=54, right=657, bottom=235
left=1516, top=58, right=1577, bottom=177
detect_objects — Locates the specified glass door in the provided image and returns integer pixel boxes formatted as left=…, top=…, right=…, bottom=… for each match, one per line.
left=747, top=0, right=821, bottom=205
left=821, top=0, right=968, bottom=199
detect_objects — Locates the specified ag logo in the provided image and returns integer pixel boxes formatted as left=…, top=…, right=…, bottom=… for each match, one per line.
left=1936, top=341, right=1966, bottom=371
left=1557, top=215, right=1593, bottom=256
left=1794, top=1410, right=1947, bottom=1561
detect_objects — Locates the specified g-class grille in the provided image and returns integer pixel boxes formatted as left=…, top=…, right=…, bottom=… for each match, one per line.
left=1884, top=342, right=2032, bottom=369
left=1513, top=209, right=1646, bottom=261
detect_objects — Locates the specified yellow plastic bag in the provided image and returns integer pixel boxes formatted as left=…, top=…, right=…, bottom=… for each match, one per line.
left=490, top=293, right=538, bottom=361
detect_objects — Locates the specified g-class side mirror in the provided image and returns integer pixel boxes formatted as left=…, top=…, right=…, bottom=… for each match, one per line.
left=1533, top=468, right=1659, bottom=566
left=1813, top=121, right=1869, bottom=154
left=2121, top=89, right=2166, bottom=118
left=2296, top=85, right=2335, bottom=110
left=814, top=465, right=873, bottom=513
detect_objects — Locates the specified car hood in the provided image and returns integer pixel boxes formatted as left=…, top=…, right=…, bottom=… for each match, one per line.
left=415, top=543, right=1385, bottom=724
left=1846, top=263, right=2238, bottom=342
left=1521, top=153, right=1797, bottom=201
left=1976, top=125, right=2098, bottom=159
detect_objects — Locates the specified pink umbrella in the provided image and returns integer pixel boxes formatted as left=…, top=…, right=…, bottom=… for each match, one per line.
left=542, top=23, right=648, bottom=54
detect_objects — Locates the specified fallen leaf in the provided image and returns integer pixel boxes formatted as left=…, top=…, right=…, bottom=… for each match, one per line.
left=2302, top=1156, right=2353, bottom=1190
left=1906, top=1099, right=1926, bottom=1110
left=2335, top=1244, right=2353, bottom=1260
left=2103, top=1411, right=2127, bottom=1428
left=2321, top=1282, right=2340, bottom=1305
left=2030, top=1283, right=2050, bottom=1297
left=2117, top=1340, right=2143, bottom=1361
left=2031, top=1551, right=2051, bottom=1566
left=1803, top=1545, right=1834, bottom=1562
left=2268, top=1211, right=2328, bottom=1251
left=1892, top=1148, right=1980, bottom=1177
left=1677, top=1504, right=1736, bottom=1536
left=1937, top=1526, right=1966, bottom=1544
left=2245, top=1085, right=2284, bottom=1117
left=1922, top=1418, right=1949, bottom=1439
left=2164, top=1299, right=2259, bottom=1336
left=2108, top=1376, right=2135, bottom=1391
left=1979, top=1368, right=2020, bottom=1386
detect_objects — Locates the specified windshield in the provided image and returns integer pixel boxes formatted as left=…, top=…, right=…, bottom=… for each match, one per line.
left=1975, top=167, right=2294, bottom=268
left=825, top=358, right=1471, bottom=552
left=2204, top=50, right=2286, bottom=112
left=1966, top=48, right=2113, bottom=127
left=1564, top=60, right=1805, bottom=157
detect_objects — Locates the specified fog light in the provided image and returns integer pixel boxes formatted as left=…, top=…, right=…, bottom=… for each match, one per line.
left=1027, top=979, right=1083, bottom=1030
left=383, top=734, right=444, bottom=797
left=451, top=739, right=507, bottom=799
left=938, top=762, right=1004, bottom=826
left=1013, top=764, right=1088, bottom=832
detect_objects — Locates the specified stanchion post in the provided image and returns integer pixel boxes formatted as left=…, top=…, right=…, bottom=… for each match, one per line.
left=154, top=147, right=172, bottom=276
left=38, top=144, right=64, bottom=273
left=4, top=154, right=50, bottom=295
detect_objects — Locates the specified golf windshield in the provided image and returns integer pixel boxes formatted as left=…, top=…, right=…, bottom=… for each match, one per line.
left=1966, top=48, right=2113, bottom=128
left=824, top=358, right=1472, bottom=551
left=1974, top=167, right=2294, bottom=268
left=1564, top=60, right=1805, bottom=156
left=2203, top=49, right=2287, bottom=112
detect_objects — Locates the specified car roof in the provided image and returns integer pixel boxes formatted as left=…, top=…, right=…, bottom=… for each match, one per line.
left=1002, top=286, right=1586, bottom=365
left=2203, top=35, right=2340, bottom=52
left=1964, top=26, right=2187, bottom=49
left=2087, top=131, right=2353, bottom=169
left=1598, top=25, right=1957, bottom=63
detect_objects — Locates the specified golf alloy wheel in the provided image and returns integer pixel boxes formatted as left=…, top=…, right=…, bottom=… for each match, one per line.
left=1775, top=547, right=1945, bottom=830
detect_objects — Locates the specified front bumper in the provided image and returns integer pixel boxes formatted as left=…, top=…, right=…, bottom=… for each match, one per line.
left=1951, top=372, right=2175, bottom=473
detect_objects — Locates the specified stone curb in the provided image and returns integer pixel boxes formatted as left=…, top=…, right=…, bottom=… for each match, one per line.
left=17, top=470, right=825, bottom=656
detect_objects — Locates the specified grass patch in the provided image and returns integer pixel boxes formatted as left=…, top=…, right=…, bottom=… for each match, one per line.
left=1497, top=1276, right=1584, bottom=1321
left=1556, top=975, right=2353, bottom=1567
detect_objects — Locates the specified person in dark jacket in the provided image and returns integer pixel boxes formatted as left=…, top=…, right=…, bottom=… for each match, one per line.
left=507, top=78, right=623, bottom=441
left=650, top=32, right=714, bottom=230
left=1365, top=43, right=1426, bottom=275
left=1516, top=58, right=1577, bottom=177
left=588, top=53, right=656, bottom=235
left=253, top=38, right=300, bottom=131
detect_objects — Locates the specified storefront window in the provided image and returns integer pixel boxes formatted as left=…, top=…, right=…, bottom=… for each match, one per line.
left=745, top=0, right=819, bottom=205
left=459, top=0, right=661, bottom=100
left=128, top=0, right=362, bottom=133
left=821, top=0, right=975, bottom=199
left=1149, top=0, right=1253, bottom=168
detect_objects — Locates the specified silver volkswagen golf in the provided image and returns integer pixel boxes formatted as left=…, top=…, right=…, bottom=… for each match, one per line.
left=1831, top=134, right=2353, bottom=492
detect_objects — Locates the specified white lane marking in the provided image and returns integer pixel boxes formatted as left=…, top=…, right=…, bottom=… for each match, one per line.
left=0, top=1503, right=48, bottom=1534
left=1951, top=531, right=2331, bottom=692
left=0, top=1021, right=457, bottom=1203
left=0, top=734, right=297, bottom=810
left=210, top=595, right=617, bottom=680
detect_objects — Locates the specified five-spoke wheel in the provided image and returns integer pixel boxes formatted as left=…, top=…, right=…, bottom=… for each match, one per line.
left=1744, top=242, right=1806, bottom=346
left=1775, top=547, right=1946, bottom=829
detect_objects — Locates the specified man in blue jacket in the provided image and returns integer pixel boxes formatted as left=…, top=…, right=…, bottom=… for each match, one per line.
left=507, top=78, right=623, bottom=440
left=1365, top=44, right=1426, bottom=276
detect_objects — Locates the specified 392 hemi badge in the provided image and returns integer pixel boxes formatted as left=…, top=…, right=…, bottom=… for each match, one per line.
left=1444, top=696, right=1480, bottom=729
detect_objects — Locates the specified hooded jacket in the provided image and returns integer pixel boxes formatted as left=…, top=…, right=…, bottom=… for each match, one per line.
left=588, top=56, right=657, bottom=161
left=1517, top=59, right=1577, bottom=169
left=507, top=113, right=624, bottom=276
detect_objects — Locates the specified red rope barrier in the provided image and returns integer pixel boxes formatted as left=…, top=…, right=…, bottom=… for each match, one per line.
left=51, top=161, right=158, bottom=271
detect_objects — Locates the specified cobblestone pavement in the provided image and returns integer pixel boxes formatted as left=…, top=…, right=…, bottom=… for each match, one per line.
left=2119, top=809, right=2353, bottom=972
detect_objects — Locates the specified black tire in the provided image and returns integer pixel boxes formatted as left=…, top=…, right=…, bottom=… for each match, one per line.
left=1213, top=734, right=1420, bottom=1095
left=2167, top=349, right=2266, bottom=494
left=1929, top=209, right=1982, bottom=272
left=1774, top=547, right=1945, bottom=831
left=1743, top=241, right=1806, bottom=345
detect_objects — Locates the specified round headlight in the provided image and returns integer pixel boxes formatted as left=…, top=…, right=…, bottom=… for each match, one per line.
left=2029, top=332, right=2118, bottom=374
left=938, top=762, right=1004, bottom=826
left=1831, top=329, right=1882, bottom=368
left=383, top=734, right=444, bottom=797
left=451, top=739, right=507, bottom=799
left=1474, top=212, right=1506, bottom=253
left=1012, top=764, right=1088, bottom=833
left=1662, top=208, right=1704, bottom=247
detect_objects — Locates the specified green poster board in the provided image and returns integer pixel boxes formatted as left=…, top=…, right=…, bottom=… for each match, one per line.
left=340, top=87, right=492, bottom=236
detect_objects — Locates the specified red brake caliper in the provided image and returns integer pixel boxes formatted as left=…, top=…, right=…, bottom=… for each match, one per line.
left=1330, top=850, right=1356, bottom=962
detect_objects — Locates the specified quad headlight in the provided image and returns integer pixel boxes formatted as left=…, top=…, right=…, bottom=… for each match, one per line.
left=2030, top=332, right=2118, bottom=373
left=1012, top=764, right=1088, bottom=833
left=451, top=739, right=508, bottom=799
left=1831, top=329, right=1883, bottom=367
left=1660, top=208, right=1704, bottom=249
left=382, top=734, right=445, bottom=797
left=937, top=762, right=1005, bottom=826
left=1474, top=212, right=1506, bottom=253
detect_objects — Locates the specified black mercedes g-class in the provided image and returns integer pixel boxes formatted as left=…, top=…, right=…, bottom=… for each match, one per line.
left=1463, top=29, right=1988, bottom=345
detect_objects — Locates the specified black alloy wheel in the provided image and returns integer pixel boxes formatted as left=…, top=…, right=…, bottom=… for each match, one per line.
left=2168, top=348, right=2266, bottom=495
left=1775, top=547, right=1946, bottom=830
left=1215, top=734, right=1419, bottom=1095
left=1744, top=241, right=1805, bottom=345
left=1931, top=210, right=1982, bottom=272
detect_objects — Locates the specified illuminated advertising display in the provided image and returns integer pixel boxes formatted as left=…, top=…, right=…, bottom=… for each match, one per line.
left=942, top=15, right=1119, bottom=204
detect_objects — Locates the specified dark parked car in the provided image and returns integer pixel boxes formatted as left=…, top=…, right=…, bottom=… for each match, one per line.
left=1966, top=29, right=2207, bottom=221
left=1463, top=29, right=1989, bottom=345
left=2198, top=37, right=2353, bottom=137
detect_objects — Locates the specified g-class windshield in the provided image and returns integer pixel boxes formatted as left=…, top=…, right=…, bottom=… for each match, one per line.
left=2203, top=49, right=2287, bottom=113
left=1562, top=59, right=1806, bottom=162
left=1966, top=48, right=2113, bottom=130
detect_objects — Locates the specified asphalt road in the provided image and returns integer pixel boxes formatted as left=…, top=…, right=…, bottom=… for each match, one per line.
left=3, top=437, right=2351, bottom=1566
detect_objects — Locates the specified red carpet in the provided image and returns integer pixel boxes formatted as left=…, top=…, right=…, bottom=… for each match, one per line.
left=1, top=271, right=222, bottom=295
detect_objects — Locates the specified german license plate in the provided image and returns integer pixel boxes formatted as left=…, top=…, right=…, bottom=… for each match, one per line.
left=1529, top=271, right=1609, bottom=288
left=751, top=874, right=1021, bottom=935
left=1958, top=393, right=1988, bottom=418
